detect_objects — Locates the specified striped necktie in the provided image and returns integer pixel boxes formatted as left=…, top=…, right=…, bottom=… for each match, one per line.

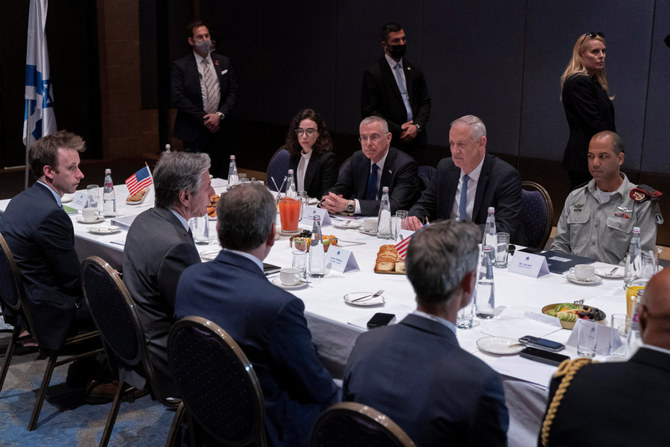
left=201, top=58, right=220, bottom=114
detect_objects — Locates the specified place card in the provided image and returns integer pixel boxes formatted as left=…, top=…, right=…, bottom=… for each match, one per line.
left=508, top=251, right=550, bottom=278
left=301, top=206, right=331, bottom=226
left=566, top=319, right=623, bottom=356
left=326, top=247, right=359, bottom=273
left=69, top=191, right=88, bottom=210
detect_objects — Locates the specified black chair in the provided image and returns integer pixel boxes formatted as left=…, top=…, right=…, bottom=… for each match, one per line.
left=337, top=155, right=352, bottom=183
left=81, top=256, right=176, bottom=447
left=520, top=181, right=554, bottom=250
left=417, top=165, right=436, bottom=191
left=310, top=402, right=416, bottom=447
left=266, top=147, right=290, bottom=192
left=168, top=316, right=269, bottom=447
left=0, top=233, right=102, bottom=431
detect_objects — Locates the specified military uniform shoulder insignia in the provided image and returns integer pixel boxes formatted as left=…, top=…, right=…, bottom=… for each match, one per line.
left=630, top=184, right=662, bottom=203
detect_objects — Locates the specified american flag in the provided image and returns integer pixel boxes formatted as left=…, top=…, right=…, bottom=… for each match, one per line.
left=125, top=166, right=153, bottom=197
left=394, top=222, right=429, bottom=259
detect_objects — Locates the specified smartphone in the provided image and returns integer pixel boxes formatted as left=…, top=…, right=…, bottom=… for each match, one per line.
left=367, top=313, right=396, bottom=329
left=518, top=335, right=565, bottom=352
left=519, top=347, right=570, bottom=366
left=263, top=263, right=281, bottom=276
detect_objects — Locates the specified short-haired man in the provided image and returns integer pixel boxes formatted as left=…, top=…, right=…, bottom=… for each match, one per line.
left=551, top=131, right=658, bottom=264
left=171, top=20, right=238, bottom=177
left=322, top=116, right=419, bottom=216
left=344, top=220, right=509, bottom=446
left=404, top=115, right=522, bottom=240
left=175, top=183, right=338, bottom=447
left=123, top=152, right=214, bottom=399
left=538, top=267, right=670, bottom=446
left=0, top=131, right=90, bottom=352
left=362, top=22, right=431, bottom=165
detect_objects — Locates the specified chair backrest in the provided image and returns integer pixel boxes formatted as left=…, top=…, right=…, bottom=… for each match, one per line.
left=266, top=148, right=290, bottom=192
left=168, top=316, right=267, bottom=447
left=417, top=165, right=436, bottom=191
left=80, top=256, right=161, bottom=399
left=338, top=156, right=352, bottom=183
left=520, top=181, right=554, bottom=249
left=310, top=402, right=416, bottom=447
left=0, top=233, right=34, bottom=332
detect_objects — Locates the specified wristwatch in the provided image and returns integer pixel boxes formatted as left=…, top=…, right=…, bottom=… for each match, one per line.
left=216, top=112, right=224, bottom=120
left=414, top=123, right=421, bottom=132
left=346, top=200, right=355, bottom=215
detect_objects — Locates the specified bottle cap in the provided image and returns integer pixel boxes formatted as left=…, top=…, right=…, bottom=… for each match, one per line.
left=230, top=155, right=236, bottom=160
left=288, top=169, right=294, bottom=174
left=488, top=207, right=495, bottom=213
left=382, top=186, right=389, bottom=192
left=633, top=227, right=640, bottom=233
left=105, top=168, right=111, bottom=174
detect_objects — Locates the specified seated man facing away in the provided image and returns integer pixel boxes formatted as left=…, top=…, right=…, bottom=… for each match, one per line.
left=321, top=115, right=419, bottom=216
left=538, top=267, right=670, bottom=446
left=551, top=131, right=659, bottom=264
left=175, top=183, right=338, bottom=447
left=123, top=152, right=214, bottom=400
left=343, top=220, right=509, bottom=447
left=404, top=115, right=521, bottom=240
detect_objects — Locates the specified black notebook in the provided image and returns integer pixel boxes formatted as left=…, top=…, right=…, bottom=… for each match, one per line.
left=537, top=250, right=596, bottom=274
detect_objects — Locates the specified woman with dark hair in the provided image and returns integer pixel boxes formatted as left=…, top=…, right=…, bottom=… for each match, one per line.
left=560, top=32, right=616, bottom=189
left=285, top=109, right=338, bottom=198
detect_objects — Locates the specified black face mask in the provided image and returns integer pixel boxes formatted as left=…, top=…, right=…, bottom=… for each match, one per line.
left=389, top=44, right=406, bottom=59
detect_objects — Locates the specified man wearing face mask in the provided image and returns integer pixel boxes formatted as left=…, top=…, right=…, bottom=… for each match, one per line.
left=362, top=22, right=431, bottom=166
left=171, top=20, right=238, bottom=178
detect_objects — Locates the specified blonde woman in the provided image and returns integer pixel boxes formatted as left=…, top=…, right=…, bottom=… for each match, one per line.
left=560, top=32, right=616, bottom=189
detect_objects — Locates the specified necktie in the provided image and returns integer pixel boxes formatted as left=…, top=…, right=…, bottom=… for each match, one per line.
left=459, top=174, right=470, bottom=221
left=393, top=63, right=413, bottom=121
left=201, top=59, right=220, bottom=114
left=366, top=164, right=379, bottom=201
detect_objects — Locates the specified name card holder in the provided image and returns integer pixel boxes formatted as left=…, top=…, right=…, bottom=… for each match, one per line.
left=70, top=191, right=88, bottom=210
left=301, top=206, right=331, bottom=226
left=508, top=251, right=550, bottom=278
left=326, top=247, right=359, bottom=273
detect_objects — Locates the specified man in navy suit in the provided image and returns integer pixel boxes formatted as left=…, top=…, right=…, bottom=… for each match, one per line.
left=321, top=116, right=419, bottom=216
left=343, top=220, right=509, bottom=446
left=171, top=20, right=238, bottom=177
left=538, top=267, right=670, bottom=446
left=123, top=152, right=214, bottom=400
left=405, top=115, right=521, bottom=238
left=362, top=23, right=431, bottom=165
left=175, top=183, right=338, bottom=447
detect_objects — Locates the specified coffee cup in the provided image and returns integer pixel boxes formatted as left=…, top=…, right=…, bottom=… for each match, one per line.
left=572, top=264, right=595, bottom=281
left=280, top=267, right=301, bottom=286
left=81, top=207, right=99, bottom=223
left=363, top=218, right=378, bottom=233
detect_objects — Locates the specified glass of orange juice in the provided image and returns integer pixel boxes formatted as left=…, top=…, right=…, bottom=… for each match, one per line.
left=279, top=197, right=301, bottom=232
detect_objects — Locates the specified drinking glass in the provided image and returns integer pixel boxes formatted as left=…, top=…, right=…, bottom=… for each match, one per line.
left=189, top=215, right=212, bottom=245
left=292, top=249, right=307, bottom=279
left=494, top=232, right=510, bottom=268
left=457, top=296, right=474, bottom=329
left=86, top=184, right=100, bottom=210
left=576, top=319, right=598, bottom=358
left=279, top=197, right=301, bottom=233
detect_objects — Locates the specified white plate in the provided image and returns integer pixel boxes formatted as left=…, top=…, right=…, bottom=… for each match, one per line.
left=566, top=273, right=603, bottom=286
left=76, top=216, right=105, bottom=224
left=126, top=190, right=148, bottom=205
left=61, top=193, right=74, bottom=203
left=343, top=292, right=385, bottom=307
left=308, top=198, right=319, bottom=206
left=280, top=229, right=301, bottom=236
left=332, top=219, right=362, bottom=229
left=595, top=267, right=624, bottom=279
left=358, top=228, right=378, bottom=236
left=271, top=277, right=308, bottom=290
left=87, top=225, right=121, bottom=235
left=476, top=336, right=525, bottom=355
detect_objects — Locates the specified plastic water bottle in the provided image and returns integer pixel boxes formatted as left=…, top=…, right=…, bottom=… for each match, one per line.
left=377, top=186, right=392, bottom=239
left=308, top=216, right=325, bottom=278
left=102, top=168, right=116, bottom=217
left=286, top=169, right=297, bottom=199
left=228, top=155, right=239, bottom=186
left=475, top=246, right=496, bottom=319
left=626, top=288, right=644, bottom=357
left=482, top=207, right=497, bottom=255
left=624, top=227, right=642, bottom=287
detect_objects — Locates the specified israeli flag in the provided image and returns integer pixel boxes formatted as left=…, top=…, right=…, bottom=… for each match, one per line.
left=23, top=0, right=56, bottom=147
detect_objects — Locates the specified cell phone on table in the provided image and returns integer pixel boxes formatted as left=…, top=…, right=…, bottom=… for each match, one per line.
left=263, top=263, right=281, bottom=276
left=367, top=313, right=396, bottom=329
left=518, top=335, right=565, bottom=352
left=519, top=347, right=569, bottom=366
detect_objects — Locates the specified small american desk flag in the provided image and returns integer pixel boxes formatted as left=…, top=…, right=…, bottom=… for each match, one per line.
left=125, top=166, right=153, bottom=197
left=394, top=223, right=429, bottom=259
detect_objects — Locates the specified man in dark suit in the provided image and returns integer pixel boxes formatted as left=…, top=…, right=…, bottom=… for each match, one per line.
left=175, top=183, right=338, bottom=447
left=344, top=220, right=509, bottom=446
left=321, top=116, right=419, bottom=216
left=171, top=20, right=238, bottom=178
left=538, top=267, right=670, bottom=446
left=362, top=22, right=431, bottom=165
left=0, top=131, right=90, bottom=352
left=405, top=115, right=521, bottom=238
left=123, top=151, right=214, bottom=400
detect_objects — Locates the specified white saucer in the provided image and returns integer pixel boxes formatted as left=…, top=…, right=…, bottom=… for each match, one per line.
left=358, top=228, right=378, bottom=236
left=476, top=336, right=525, bottom=355
left=77, top=216, right=105, bottom=224
left=87, top=225, right=121, bottom=235
left=566, top=273, right=603, bottom=286
left=343, top=292, right=385, bottom=307
left=280, top=229, right=301, bottom=236
left=595, top=267, right=624, bottom=279
left=333, top=220, right=362, bottom=229
left=271, top=277, right=308, bottom=290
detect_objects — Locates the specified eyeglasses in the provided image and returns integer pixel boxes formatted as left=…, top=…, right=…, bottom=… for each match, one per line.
left=295, top=128, right=318, bottom=136
left=359, top=134, right=382, bottom=143
left=580, top=32, right=605, bottom=46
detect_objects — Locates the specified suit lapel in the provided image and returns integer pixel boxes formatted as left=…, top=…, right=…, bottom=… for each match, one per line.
left=355, top=153, right=370, bottom=198
left=404, top=62, right=413, bottom=103
left=379, top=148, right=396, bottom=191
left=303, top=152, right=319, bottom=193
left=473, top=154, right=492, bottom=220
left=379, top=57, right=404, bottom=105
left=186, top=55, right=204, bottom=109
left=442, top=163, right=461, bottom=218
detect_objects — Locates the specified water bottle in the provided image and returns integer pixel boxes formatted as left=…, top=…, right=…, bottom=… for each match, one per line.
left=376, top=186, right=392, bottom=239
left=308, top=216, right=325, bottom=278
left=626, top=288, right=644, bottom=357
left=482, top=207, right=497, bottom=258
left=286, top=169, right=297, bottom=199
left=102, top=168, right=116, bottom=217
left=475, top=246, right=496, bottom=319
left=228, top=155, right=239, bottom=186
left=624, top=227, right=642, bottom=287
